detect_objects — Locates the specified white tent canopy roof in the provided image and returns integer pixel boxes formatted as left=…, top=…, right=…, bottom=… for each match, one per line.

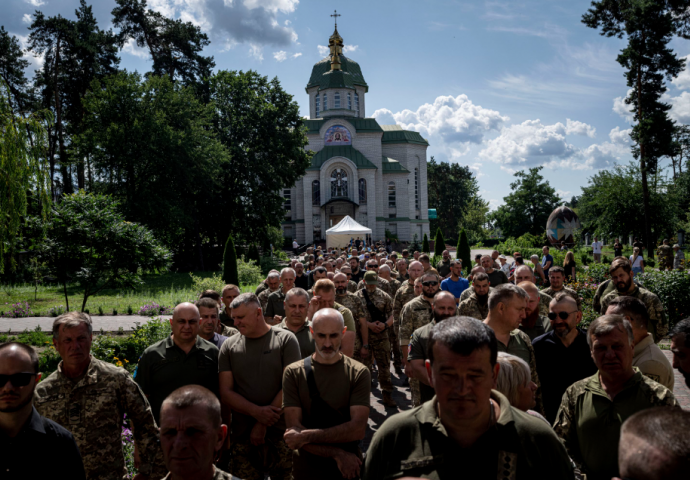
left=325, top=216, right=371, bottom=248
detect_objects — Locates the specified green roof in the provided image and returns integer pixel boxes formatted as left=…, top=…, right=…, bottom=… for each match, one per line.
left=303, top=117, right=384, bottom=135
left=382, top=156, right=410, bottom=173
left=381, top=127, right=429, bottom=146
left=307, top=145, right=377, bottom=171
left=306, top=56, right=369, bottom=93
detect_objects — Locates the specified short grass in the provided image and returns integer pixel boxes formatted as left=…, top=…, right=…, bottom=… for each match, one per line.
left=0, top=272, right=258, bottom=317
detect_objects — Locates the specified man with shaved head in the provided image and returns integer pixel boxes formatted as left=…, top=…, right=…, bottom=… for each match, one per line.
left=481, top=255, right=508, bottom=287
left=514, top=265, right=553, bottom=317
left=517, top=281, right=552, bottom=341
left=136, top=302, right=220, bottom=424
left=283, top=308, right=371, bottom=480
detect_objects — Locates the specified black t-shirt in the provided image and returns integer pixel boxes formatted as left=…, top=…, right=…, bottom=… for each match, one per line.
left=565, top=260, right=576, bottom=282
left=614, top=243, right=623, bottom=257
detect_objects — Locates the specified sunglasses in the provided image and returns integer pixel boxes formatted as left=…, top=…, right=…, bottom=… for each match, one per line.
left=548, top=311, right=578, bottom=321
left=0, top=372, right=37, bottom=387
left=422, top=281, right=439, bottom=287
left=367, top=265, right=378, bottom=269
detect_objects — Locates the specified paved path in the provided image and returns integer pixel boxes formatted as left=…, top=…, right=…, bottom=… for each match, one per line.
left=0, top=315, right=172, bottom=334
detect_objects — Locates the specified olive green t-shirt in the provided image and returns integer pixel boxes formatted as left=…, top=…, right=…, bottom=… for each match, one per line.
left=334, top=302, right=357, bottom=332
left=274, top=320, right=315, bottom=359
left=408, top=321, right=436, bottom=403
left=218, top=328, right=301, bottom=441
left=497, top=329, right=532, bottom=365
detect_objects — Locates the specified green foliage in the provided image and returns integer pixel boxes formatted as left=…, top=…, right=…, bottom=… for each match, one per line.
left=222, top=233, right=239, bottom=285
left=385, top=229, right=399, bottom=243
left=457, top=229, right=472, bottom=275
left=422, top=234, right=430, bottom=254
left=458, top=197, right=491, bottom=245
left=490, top=167, right=561, bottom=238
left=189, top=272, right=225, bottom=297
left=636, top=271, right=690, bottom=329
left=247, top=245, right=261, bottom=263
left=260, top=255, right=282, bottom=275
left=37, top=191, right=172, bottom=312
left=516, top=233, right=543, bottom=248
left=409, top=234, right=421, bottom=254
left=433, top=228, right=445, bottom=257
left=587, top=263, right=610, bottom=283
left=237, top=256, right=263, bottom=285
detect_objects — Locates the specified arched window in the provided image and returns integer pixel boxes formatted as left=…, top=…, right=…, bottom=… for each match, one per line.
left=315, top=96, right=320, bottom=118
left=415, top=167, right=419, bottom=210
left=355, top=93, right=360, bottom=117
left=334, top=91, right=341, bottom=109
left=323, top=93, right=328, bottom=111
left=331, top=168, right=348, bottom=198
left=359, top=178, right=367, bottom=204
left=388, top=181, right=396, bottom=208
left=348, top=93, right=352, bottom=110
left=312, top=180, right=320, bottom=205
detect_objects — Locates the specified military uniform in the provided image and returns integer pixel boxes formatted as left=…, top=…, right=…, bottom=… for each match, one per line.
left=265, top=290, right=287, bottom=318
left=383, top=277, right=403, bottom=368
left=219, top=307, right=234, bottom=328
left=592, top=279, right=614, bottom=313
left=363, top=391, right=575, bottom=480
left=407, top=320, right=436, bottom=403
left=538, top=292, right=553, bottom=317
left=496, top=329, right=544, bottom=416
left=436, top=259, right=452, bottom=278
left=255, top=280, right=269, bottom=296
left=540, top=286, right=578, bottom=299
left=519, top=315, right=552, bottom=341
left=460, top=285, right=494, bottom=302
left=458, top=293, right=490, bottom=320
left=356, top=288, right=394, bottom=393
left=553, top=369, right=678, bottom=480
left=600, top=286, right=667, bottom=342
left=335, top=291, right=367, bottom=361
left=357, top=277, right=391, bottom=296
left=633, top=333, right=675, bottom=389
left=347, top=279, right=358, bottom=293
left=161, top=466, right=234, bottom=480
left=393, top=280, right=418, bottom=371
left=275, top=319, right=315, bottom=358
left=221, top=324, right=239, bottom=337
left=657, top=244, right=673, bottom=270
left=258, top=287, right=279, bottom=312
left=399, top=296, right=434, bottom=406
left=35, top=357, right=165, bottom=480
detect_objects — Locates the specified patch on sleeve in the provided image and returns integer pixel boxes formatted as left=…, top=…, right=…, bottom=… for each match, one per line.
left=644, top=373, right=661, bottom=383
left=497, top=451, right=517, bottom=480
left=400, top=455, right=443, bottom=470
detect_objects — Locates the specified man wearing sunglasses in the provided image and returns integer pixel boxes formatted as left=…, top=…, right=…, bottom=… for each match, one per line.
left=356, top=260, right=391, bottom=295
left=1, top=342, right=86, bottom=480
left=532, top=292, right=597, bottom=424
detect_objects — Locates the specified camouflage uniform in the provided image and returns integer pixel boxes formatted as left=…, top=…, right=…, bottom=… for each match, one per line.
left=600, top=286, right=667, bottom=342
left=592, top=279, right=614, bottom=313
left=356, top=288, right=394, bottom=393
left=357, top=277, right=391, bottom=296
left=399, top=296, right=435, bottom=407
left=255, top=280, right=269, bottom=296
left=347, top=279, right=358, bottom=293
left=221, top=324, right=240, bottom=337
left=553, top=370, right=678, bottom=479
left=335, top=291, right=368, bottom=361
left=392, top=280, right=418, bottom=368
left=540, top=286, right=578, bottom=299
left=538, top=292, right=553, bottom=317
left=35, top=357, right=165, bottom=480
left=384, top=277, right=403, bottom=367
left=657, top=244, right=673, bottom=270
left=257, top=287, right=279, bottom=312
left=219, top=307, right=234, bottom=328
left=230, top=438, right=293, bottom=480
left=458, top=293, right=490, bottom=320
left=459, top=285, right=494, bottom=302
left=162, top=466, right=234, bottom=480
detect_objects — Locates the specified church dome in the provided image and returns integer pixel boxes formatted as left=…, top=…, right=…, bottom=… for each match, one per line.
left=306, top=27, right=368, bottom=93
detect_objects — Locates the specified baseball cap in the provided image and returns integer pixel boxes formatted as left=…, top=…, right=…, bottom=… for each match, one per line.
left=364, top=271, right=378, bottom=285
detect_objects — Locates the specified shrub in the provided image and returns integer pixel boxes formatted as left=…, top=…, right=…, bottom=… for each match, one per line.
left=189, top=272, right=225, bottom=297
left=137, top=302, right=173, bottom=317
left=48, top=305, right=65, bottom=317
left=636, top=270, right=690, bottom=329
left=259, top=255, right=282, bottom=275
left=237, top=256, right=263, bottom=285
left=422, top=234, right=430, bottom=253
left=409, top=234, right=421, bottom=253
left=1, top=301, right=33, bottom=318
left=434, top=228, right=445, bottom=257
left=222, top=233, right=239, bottom=285
left=587, top=263, right=610, bottom=283
left=457, top=229, right=472, bottom=276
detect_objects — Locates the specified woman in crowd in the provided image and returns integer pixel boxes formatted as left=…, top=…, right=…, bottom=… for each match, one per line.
left=563, top=251, right=577, bottom=283
left=630, top=246, right=645, bottom=275
left=495, top=353, right=547, bottom=423
left=530, top=255, right=546, bottom=285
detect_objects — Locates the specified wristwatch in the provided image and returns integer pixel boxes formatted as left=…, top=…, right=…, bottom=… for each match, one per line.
left=362, top=344, right=370, bottom=349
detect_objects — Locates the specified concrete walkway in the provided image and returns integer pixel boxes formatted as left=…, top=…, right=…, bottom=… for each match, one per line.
left=0, top=315, right=173, bottom=334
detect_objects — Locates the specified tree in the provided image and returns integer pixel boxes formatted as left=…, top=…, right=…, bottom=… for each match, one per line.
left=0, top=81, right=51, bottom=273
left=458, top=197, right=491, bottom=244
left=490, top=167, right=561, bottom=239
left=457, top=229, right=472, bottom=276
left=422, top=233, right=430, bottom=254
left=222, top=233, right=239, bottom=285
left=670, top=125, right=690, bottom=180
left=433, top=227, right=445, bottom=257
left=39, top=192, right=171, bottom=311
left=209, top=70, right=312, bottom=247
left=583, top=0, right=690, bottom=258
left=427, top=157, right=483, bottom=240
left=0, top=27, right=32, bottom=114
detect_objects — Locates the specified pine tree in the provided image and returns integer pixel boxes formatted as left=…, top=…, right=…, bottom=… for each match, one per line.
left=223, top=233, right=239, bottom=285
left=422, top=233, right=430, bottom=254
left=458, top=229, right=472, bottom=276
left=434, top=227, right=445, bottom=258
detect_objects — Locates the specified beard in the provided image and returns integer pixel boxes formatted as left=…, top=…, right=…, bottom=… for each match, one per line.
left=0, top=385, right=35, bottom=413
left=433, top=310, right=454, bottom=323
left=554, top=323, right=573, bottom=339
left=476, top=293, right=488, bottom=305
left=351, top=265, right=359, bottom=274
left=616, top=277, right=633, bottom=293
left=423, top=289, right=437, bottom=299
left=315, top=342, right=339, bottom=360
left=335, top=287, right=347, bottom=295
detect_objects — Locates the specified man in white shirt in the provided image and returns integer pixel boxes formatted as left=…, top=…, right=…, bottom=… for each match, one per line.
left=591, top=236, right=603, bottom=263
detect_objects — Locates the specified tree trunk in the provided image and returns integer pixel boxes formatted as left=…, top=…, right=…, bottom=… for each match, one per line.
left=63, top=280, right=70, bottom=311
left=636, top=59, right=654, bottom=260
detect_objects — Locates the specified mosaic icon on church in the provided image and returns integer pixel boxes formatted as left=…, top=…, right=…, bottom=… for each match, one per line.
left=324, top=125, right=352, bottom=145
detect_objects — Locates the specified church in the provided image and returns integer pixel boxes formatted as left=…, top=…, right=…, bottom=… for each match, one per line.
left=281, top=21, right=430, bottom=245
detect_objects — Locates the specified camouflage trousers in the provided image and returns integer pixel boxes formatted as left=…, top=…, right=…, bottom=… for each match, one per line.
left=388, top=324, right=402, bottom=367
left=364, top=335, right=392, bottom=393
left=229, top=439, right=293, bottom=480
left=410, top=378, right=421, bottom=407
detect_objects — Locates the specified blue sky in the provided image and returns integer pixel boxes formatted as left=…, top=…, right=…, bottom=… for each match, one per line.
left=6, top=0, right=690, bottom=210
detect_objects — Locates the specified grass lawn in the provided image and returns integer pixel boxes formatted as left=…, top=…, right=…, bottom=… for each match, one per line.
left=0, top=271, right=259, bottom=317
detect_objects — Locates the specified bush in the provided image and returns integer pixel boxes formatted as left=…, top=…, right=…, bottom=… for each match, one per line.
left=422, top=234, right=430, bottom=253
left=238, top=256, right=263, bottom=285
left=137, top=302, right=173, bottom=316
left=586, top=263, right=610, bottom=283
left=48, top=305, right=65, bottom=317
left=189, top=272, right=225, bottom=297
left=434, top=228, right=445, bottom=257
left=636, top=270, right=690, bottom=329
left=260, top=255, right=282, bottom=275
left=1, top=301, right=33, bottom=318
left=409, top=234, right=421, bottom=253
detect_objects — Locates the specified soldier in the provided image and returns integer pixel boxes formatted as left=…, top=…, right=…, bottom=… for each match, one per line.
left=606, top=296, right=674, bottom=389
left=406, top=291, right=457, bottom=404
left=135, top=303, right=220, bottom=424
left=393, top=260, right=424, bottom=375
left=418, top=254, right=439, bottom=276
left=532, top=292, right=597, bottom=424
left=396, top=258, right=409, bottom=281
left=307, top=266, right=328, bottom=296
left=517, top=281, right=551, bottom=341
left=540, top=266, right=577, bottom=298
left=294, top=262, right=309, bottom=290
left=514, top=265, right=552, bottom=317
left=196, top=297, right=236, bottom=349
left=339, top=265, right=358, bottom=293
left=459, top=266, right=486, bottom=301
left=357, top=271, right=396, bottom=408
left=481, top=255, right=509, bottom=286
left=334, top=272, right=369, bottom=362
left=484, top=284, right=543, bottom=416
left=307, top=279, right=357, bottom=358
left=363, top=317, right=574, bottom=480
left=436, top=250, right=452, bottom=279
left=219, top=284, right=240, bottom=329
left=458, top=272, right=491, bottom=320
left=1, top=342, right=86, bottom=480
left=283, top=308, right=371, bottom=480
left=553, top=315, right=678, bottom=480
left=159, top=385, right=232, bottom=480
left=379, top=264, right=402, bottom=369
left=258, top=271, right=281, bottom=313
left=265, top=268, right=296, bottom=325
left=35, top=312, right=165, bottom=480
left=356, top=260, right=391, bottom=294
left=255, top=270, right=279, bottom=296
left=670, top=318, right=690, bottom=388
left=657, top=238, right=673, bottom=271
left=218, top=293, right=301, bottom=480
left=275, top=288, right=315, bottom=359
left=600, top=257, right=667, bottom=342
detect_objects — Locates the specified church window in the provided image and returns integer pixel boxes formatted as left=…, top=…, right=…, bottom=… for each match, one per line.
left=323, top=93, right=328, bottom=111
left=331, top=168, right=348, bottom=198
left=315, top=96, right=320, bottom=118
left=359, top=178, right=367, bottom=204
left=415, top=168, right=419, bottom=209
left=334, top=92, right=341, bottom=109
left=388, top=182, right=396, bottom=208
left=313, top=215, right=322, bottom=241
left=355, top=93, right=360, bottom=117
left=312, top=180, right=320, bottom=205
left=283, top=189, right=291, bottom=218
left=348, top=93, right=352, bottom=110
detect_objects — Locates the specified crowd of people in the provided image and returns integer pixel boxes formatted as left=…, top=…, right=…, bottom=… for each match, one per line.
left=2, top=243, right=690, bottom=480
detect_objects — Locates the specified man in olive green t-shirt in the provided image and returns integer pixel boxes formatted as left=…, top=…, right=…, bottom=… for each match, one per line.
left=283, top=308, right=370, bottom=480
left=307, top=279, right=356, bottom=357
left=275, top=288, right=315, bottom=358
left=218, top=293, right=301, bottom=480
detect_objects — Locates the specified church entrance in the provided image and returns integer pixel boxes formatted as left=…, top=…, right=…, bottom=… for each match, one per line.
left=329, top=215, right=346, bottom=228
left=325, top=200, right=356, bottom=230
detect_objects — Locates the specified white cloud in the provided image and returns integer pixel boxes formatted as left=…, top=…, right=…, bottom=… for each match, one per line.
left=292, top=52, right=302, bottom=58
left=556, top=190, right=572, bottom=198
left=668, top=91, right=690, bottom=123
left=273, top=50, right=287, bottom=62
left=249, top=44, right=264, bottom=62
left=373, top=94, right=508, bottom=145
left=469, top=162, right=486, bottom=178
left=24, top=0, right=44, bottom=6
left=122, top=38, right=150, bottom=59
left=343, top=45, right=358, bottom=53
left=565, top=119, right=596, bottom=138
left=317, top=45, right=329, bottom=56
left=673, top=54, right=690, bottom=90
left=243, top=0, right=298, bottom=14
left=609, top=126, right=632, bottom=145
left=613, top=91, right=634, bottom=122
left=22, top=14, right=32, bottom=24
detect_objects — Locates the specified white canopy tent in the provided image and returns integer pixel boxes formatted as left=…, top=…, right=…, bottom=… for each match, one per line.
left=325, top=215, right=372, bottom=249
